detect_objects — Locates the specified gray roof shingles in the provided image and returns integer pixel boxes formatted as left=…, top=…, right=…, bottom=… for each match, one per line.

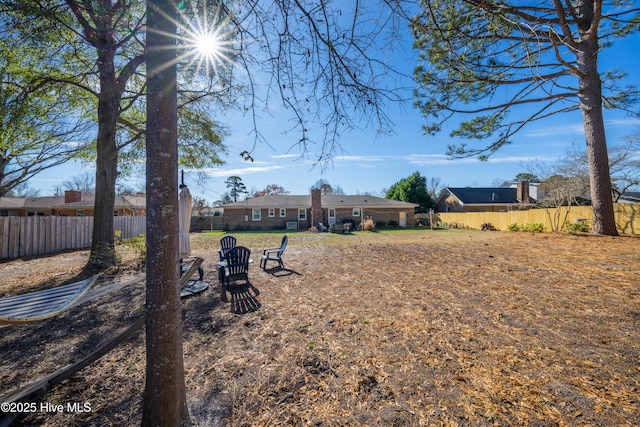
left=222, top=194, right=418, bottom=209
left=0, top=194, right=146, bottom=210
left=444, top=188, right=521, bottom=204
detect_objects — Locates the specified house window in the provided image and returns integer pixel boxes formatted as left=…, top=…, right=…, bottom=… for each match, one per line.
left=268, top=208, right=275, bottom=217
left=252, top=209, right=261, bottom=221
left=76, top=210, right=85, bottom=217
left=298, top=208, right=307, bottom=220
left=352, top=208, right=360, bottom=217
left=279, top=208, right=286, bottom=217
left=0, top=210, right=7, bottom=217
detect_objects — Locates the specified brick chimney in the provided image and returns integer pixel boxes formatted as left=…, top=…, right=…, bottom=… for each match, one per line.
left=516, top=181, right=530, bottom=203
left=64, top=190, right=82, bottom=203
left=311, top=188, right=323, bottom=226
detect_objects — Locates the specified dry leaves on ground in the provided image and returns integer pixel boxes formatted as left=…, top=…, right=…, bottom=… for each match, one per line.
left=1, top=230, right=639, bottom=426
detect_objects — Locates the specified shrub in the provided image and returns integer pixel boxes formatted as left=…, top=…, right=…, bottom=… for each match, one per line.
left=362, top=218, right=375, bottom=231
left=522, top=223, right=545, bottom=233
left=507, top=223, right=545, bottom=233
left=387, top=220, right=398, bottom=227
left=564, top=219, right=590, bottom=234
left=343, top=218, right=357, bottom=230
left=119, top=233, right=147, bottom=265
left=375, top=221, right=387, bottom=228
left=507, top=223, right=521, bottom=232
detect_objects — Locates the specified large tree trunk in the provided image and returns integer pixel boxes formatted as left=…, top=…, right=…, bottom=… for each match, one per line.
left=87, top=52, right=120, bottom=269
left=576, top=8, right=618, bottom=236
left=142, top=0, right=190, bottom=425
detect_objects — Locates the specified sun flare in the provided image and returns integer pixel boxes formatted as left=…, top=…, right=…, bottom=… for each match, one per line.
left=175, top=2, right=235, bottom=83
left=195, top=33, right=222, bottom=60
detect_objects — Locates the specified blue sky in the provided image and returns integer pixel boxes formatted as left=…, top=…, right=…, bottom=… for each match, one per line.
left=183, top=108, right=639, bottom=202
left=29, top=16, right=640, bottom=205
left=31, top=106, right=639, bottom=204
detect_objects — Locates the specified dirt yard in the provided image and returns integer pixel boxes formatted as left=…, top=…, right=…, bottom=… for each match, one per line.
left=1, top=229, right=639, bottom=426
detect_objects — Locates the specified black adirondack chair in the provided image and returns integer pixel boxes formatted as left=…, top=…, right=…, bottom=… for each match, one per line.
left=217, top=235, right=237, bottom=282
left=260, top=235, right=288, bottom=271
left=222, top=246, right=251, bottom=290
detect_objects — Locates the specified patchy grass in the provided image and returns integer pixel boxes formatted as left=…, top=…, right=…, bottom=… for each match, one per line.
left=1, top=229, right=639, bottom=426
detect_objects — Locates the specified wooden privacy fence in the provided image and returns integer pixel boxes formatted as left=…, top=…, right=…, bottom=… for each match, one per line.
left=431, top=203, right=640, bottom=235
left=0, top=216, right=146, bottom=260
left=190, top=215, right=224, bottom=231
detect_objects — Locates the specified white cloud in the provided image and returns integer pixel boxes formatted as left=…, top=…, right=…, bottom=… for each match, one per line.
left=523, top=117, right=640, bottom=139
left=407, top=154, right=556, bottom=166
left=523, top=123, right=585, bottom=138
left=484, top=155, right=556, bottom=163
left=336, top=154, right=388, bottom=162
left=271, top=153, right=299, bottom=159
left=404, top=154, right=453, bottom=165
left=605, top=118, right=640, bottom=126
left=333, top=153, right=550, bottom=166
left=206, top=165, right=285, bottom=177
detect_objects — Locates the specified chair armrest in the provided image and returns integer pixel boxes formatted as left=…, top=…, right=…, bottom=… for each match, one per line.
left=262, top=246, right=280, bottom=255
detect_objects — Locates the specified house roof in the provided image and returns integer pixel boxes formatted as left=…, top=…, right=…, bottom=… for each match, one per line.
left=0, top=194, right=146, bottom=210
left=619, top=192, right=640, bottom=203
left=221, top=194, right=418, bottom=209
left=54, top=195, right=146, bottom=210
left=0, top=196, right=67, bottom=210
left=320, top=195, right=418, bottom=208
left=439, top=187, right=526, bottom=205
left=26, top=196, right=66, bottom=208
left=222, top=195, right=311, bottom=209
left=0, top=197, right=27, bottom=209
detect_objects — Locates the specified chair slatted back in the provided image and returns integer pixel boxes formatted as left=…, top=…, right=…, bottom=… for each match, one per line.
left=276, top=235, right=288, bottom=257
left=219, top=235, right=237, bottom=260
left=225, top=246, right=251, bottom=279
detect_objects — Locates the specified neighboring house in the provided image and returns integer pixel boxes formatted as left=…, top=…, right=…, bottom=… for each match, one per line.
left=617, top=191, right=640, bottom=203
left=435, top=182, right=535, bottom=213
left=221, top=189, right=418, bottom=230
left=0, top=190, right=146, bottom=217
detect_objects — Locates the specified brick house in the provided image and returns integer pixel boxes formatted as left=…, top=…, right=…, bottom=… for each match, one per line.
left=0, top=190, right=146, bottom=217
left=221, top=189, right=418, bottom=230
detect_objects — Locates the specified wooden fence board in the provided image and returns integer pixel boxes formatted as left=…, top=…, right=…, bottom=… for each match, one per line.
left=40, top=218, right=46, bottom=254
left=54, top=217, right=62, bottom=253
left=0, top=218, right=8, bottom=259
left=10, top=217, right=19, bottom=259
